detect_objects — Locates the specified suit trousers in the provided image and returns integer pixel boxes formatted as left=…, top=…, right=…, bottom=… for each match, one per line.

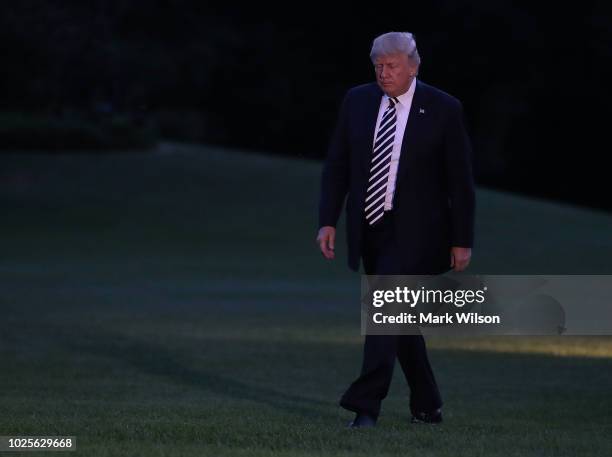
left=339, top=209, right=443, bottom=419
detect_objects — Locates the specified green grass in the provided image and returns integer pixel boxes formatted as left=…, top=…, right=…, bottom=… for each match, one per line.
left=1, top=142, right=612, bottom=456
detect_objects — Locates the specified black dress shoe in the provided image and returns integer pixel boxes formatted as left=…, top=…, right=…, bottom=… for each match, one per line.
left=411, top=408, right=443, bottom=424
left=347, top=413, right=377, bottom=428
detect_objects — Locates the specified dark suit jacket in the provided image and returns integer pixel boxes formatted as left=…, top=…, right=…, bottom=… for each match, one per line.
left=318, top=80, right=475, bottom=273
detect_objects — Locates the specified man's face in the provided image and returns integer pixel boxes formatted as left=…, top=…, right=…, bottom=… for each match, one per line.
left=374, top=53, right=417, bottom=97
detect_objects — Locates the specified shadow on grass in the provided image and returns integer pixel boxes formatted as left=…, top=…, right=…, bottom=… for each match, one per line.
left=51, top=324, right=337, bottom=420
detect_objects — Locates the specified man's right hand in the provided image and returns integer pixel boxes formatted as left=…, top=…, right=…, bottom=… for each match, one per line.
left=316, top=226, right=336, bottom=260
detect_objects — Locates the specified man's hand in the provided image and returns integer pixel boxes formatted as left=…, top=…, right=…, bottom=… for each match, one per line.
left=317, top=226, right=336, bottom=260
left=450, top=247, right=471, bottom=271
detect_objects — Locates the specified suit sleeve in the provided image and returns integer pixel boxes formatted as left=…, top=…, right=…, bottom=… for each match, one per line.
left=318, top=92, right=351, bottom=228
left=444, top=100, right=476, bottom=247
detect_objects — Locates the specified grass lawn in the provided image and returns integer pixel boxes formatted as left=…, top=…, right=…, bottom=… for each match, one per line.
left=1, top=142, right=611, bottom=456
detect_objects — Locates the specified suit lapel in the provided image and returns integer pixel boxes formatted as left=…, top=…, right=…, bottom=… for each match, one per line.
left=360, top=84, right=384, bottom=173
left=395, top=80, right=427, bottom=182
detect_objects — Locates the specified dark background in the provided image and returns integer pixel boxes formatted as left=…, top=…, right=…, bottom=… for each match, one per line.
left=2, top=1, right=611, bottom=211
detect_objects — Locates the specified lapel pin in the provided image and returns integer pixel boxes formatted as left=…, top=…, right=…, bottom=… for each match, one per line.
left=419, top=108, right=425, bottom=114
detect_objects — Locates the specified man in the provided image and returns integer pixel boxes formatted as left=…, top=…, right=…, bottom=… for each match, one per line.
left=316, top=32, right=475, bottom=428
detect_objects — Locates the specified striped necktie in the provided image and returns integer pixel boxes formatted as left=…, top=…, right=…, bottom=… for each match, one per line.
left=365, top=96, right=399, bottom=225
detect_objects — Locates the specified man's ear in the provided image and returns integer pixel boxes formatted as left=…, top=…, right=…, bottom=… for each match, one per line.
left=408, top=63, right=418, bottom=78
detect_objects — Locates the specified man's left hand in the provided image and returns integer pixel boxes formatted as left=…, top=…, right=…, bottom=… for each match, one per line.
left=450, top=247, right=471, bottom=272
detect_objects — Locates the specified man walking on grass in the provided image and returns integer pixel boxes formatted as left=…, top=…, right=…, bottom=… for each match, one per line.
left=317, top=31, right=475, bottom=427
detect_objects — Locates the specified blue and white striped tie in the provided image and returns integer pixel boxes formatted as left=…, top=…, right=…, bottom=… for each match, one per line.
left=365, top=96, right=398, bottom=225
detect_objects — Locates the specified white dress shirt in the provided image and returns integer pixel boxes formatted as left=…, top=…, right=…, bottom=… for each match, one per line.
left=372, top=77, right=417, bottom=210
